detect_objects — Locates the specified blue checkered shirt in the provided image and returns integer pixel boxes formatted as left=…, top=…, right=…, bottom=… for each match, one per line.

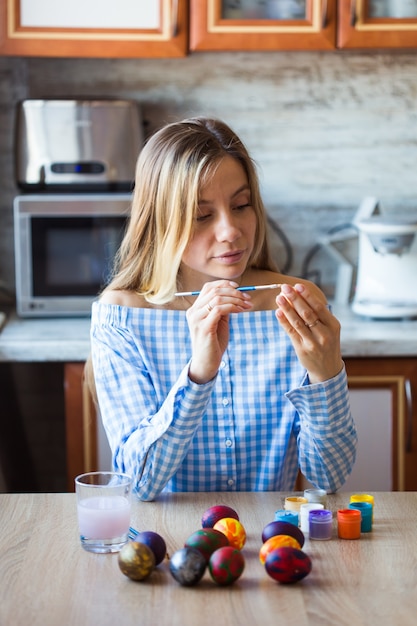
left=91, top=302, right=357, bottom=501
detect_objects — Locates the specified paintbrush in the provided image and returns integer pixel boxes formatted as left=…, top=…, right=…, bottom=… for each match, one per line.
left=175, top=284, right=282, bottom=297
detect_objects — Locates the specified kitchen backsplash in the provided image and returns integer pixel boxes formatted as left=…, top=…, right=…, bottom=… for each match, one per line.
left=1, top=51, right=417, bottom=301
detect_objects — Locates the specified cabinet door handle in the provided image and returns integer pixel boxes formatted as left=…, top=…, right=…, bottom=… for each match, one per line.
left=350, top=0, right=357, bottom=27
left=405, top=378, right=413, bottom=453
left=322, top=0, right=328, bottom=28
left=172, top=0, right=179, bottom=37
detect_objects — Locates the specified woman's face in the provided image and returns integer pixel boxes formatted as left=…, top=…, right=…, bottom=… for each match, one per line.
left=180, top=156, right=257, bottom=288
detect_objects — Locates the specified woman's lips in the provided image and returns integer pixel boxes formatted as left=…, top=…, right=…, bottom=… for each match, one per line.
left=214, top=250, right=246, bottom=264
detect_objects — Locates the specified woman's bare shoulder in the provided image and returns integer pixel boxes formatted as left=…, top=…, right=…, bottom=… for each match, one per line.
left=99, top=289, right=148, bottom=308
left=99, top=289, right=186, bottom=311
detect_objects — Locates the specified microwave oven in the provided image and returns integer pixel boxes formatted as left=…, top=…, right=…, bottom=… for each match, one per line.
left=14, top=194, right=131, bottom=317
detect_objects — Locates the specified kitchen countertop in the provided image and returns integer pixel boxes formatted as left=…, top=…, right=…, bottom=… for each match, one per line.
left=0, top=304, right=416, bottom=362
left=0, top=311, right=91, bottom=362
left=332, top=303, right=417, bottom=357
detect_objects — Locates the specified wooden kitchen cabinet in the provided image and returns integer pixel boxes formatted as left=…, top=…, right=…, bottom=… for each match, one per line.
left=190, top=0, right=337, bottom=51
left=0, top=0, right=188, bottom=58
left=3, top=1, right=417, bottom=57
left=63, top=362, right=97, bottom=491
left=191, top=1, right=417, bottom=52
left=345, top=358, right=417, bottom=491
left=338, top=0, right=417, bottom=49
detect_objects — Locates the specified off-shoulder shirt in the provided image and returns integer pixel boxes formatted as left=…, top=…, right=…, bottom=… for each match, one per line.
left=90, top=302, right=357, bottom=501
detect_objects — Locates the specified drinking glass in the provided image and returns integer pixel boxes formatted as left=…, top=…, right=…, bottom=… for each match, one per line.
left=75, top=471, right=132, bottom=553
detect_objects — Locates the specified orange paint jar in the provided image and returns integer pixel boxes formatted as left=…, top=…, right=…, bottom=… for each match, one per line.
left=337, top=509, right=361, bottom=539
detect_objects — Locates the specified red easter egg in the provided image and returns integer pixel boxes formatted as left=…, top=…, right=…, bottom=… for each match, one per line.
left=213, top=518, right=246, bottom=550
left=265, top=547, right=312, bottom=584
left=209, top=546, right=245, bottom=586
left=261, top=520, right=305, bottom=548
left=201, top=505, right=239, bottom=529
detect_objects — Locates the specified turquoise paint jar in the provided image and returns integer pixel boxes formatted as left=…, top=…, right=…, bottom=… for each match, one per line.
left=348, top=501, right=373, bottom=532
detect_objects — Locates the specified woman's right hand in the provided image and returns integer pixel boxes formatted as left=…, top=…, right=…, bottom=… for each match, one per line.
left=186, top=280, right=253, bottom=384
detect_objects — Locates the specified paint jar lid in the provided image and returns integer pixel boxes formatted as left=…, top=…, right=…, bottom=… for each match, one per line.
left=337, top=508, right=361, bottom=523
left=304, top=488, right=327, bottom=506
left=284, top=496, right=308, bottom=511
left=309, top=509, right=333, bottom=523
left=274, top=509, right=299, bottom=526
left=350, top=494, right=374, bottom=506
left=349, top=501, right=372, bottom=514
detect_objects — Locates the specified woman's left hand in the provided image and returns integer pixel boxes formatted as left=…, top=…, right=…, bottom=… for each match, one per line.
left=275, top=282, right=343, bottom=383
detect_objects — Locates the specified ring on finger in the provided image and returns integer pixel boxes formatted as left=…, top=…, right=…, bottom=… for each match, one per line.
left=305, top=318, right=319, bottom=328
left=206, top=302, right=213, bottom=313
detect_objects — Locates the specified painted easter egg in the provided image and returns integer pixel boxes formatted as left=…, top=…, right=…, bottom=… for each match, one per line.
left=118, top=541, right=155, bottom=581
left=259, top=535, right=301, bottom=565
left=208, top=546, right=245, bottom=586
left=261, top=520, right=305, bottom=548
left=169, top=547, right=207, bottom=587
left=265, top=547, right=312, bottom=584
left=185, top=528, right=229, bottom=562
left=133, top=531, right=167, bottom=566
left=213, top=517, right=246, bottom=550
left=201, top=505, right=239, bottom=529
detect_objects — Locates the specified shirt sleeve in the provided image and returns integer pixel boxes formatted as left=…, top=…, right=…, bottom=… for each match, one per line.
left=285, top=365, right=358, bottom=492
left=91, top=319, right=216, bottom=501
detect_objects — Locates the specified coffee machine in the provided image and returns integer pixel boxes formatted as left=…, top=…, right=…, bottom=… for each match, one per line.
left=352, top=199, right=417, bottom=319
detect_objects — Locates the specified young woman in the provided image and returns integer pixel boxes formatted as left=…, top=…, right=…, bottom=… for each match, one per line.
left=90, top=116, right=357, bottom=501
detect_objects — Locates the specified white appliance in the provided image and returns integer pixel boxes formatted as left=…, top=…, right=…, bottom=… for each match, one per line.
left=352, top=204, right=417, bottom=319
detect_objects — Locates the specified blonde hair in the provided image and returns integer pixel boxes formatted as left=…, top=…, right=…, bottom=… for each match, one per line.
left=107, top=116, right=276, bottom=304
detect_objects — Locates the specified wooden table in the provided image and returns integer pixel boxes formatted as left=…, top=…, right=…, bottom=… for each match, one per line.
left=1, top=491, right=416, bottom=626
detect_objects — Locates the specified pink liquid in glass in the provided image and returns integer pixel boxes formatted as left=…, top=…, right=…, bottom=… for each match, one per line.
left=77, top=496, right=131, bottom=539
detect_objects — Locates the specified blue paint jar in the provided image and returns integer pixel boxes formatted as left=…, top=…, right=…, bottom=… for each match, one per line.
left=274, top=509, right=299, bottom=526
left=348, top=501, right=373, bottom=532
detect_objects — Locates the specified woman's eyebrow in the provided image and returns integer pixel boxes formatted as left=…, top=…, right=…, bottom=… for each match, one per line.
left=199, top=184, right=250, bottom=204
left=231, top=184, right=250, bottom=197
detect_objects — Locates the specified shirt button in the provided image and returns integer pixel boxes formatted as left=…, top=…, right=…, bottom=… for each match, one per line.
left=222, top=398, right=229, bottom=407
left=220, top=360, right=226, bottom=369
left=225, top=438, right=233, bottom=448
left=227, top=479, right=234, bottom=487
